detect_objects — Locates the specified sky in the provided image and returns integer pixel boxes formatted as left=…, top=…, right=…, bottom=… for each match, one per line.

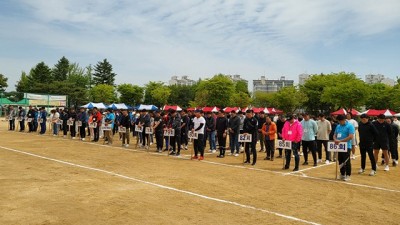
left=1, top=0, right=400, bottom=91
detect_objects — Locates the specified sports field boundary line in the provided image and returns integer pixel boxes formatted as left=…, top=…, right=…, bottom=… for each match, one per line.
left=0, top=145, right=321, bottom=225
left=4, top=131, right=400, bottom=194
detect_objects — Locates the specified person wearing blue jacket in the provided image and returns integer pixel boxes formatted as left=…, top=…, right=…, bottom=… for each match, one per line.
left=77, top=107, right=88, bottom=141
left=39, top=107, right=47, bottom=134
left=301, top=113, right=319, bottom=167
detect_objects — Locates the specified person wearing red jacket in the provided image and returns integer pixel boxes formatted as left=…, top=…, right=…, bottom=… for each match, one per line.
left=282, top=114, right=303, bottom=171
left=91, top=107, right=102, bottom=142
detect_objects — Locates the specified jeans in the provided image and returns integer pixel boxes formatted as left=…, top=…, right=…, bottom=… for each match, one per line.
left=40, top=122, right=46, bottom=134
left=9, top=119, right=15, bottom=130
left=155, top=130, right=164, bottom=150
left=360, top=144, right=376, bottom=171
left=122, top=128, right=130, bottom=145
left=230, top=133, right=240, bottom=154
left=208, top=130, right=216, bottom=150
left=53, top=123, right=58, bottom=135
left=285, top=142, right=300, bottom=169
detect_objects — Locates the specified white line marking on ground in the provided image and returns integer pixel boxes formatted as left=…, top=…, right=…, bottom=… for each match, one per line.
left=5, top=132, right=400, bottom=193
left=0, top=145, right=321, bottom=225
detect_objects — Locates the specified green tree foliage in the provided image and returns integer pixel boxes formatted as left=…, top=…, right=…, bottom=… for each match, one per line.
left=15, top=71, right=30, bottom=93
left=230, top=91, right=251, bottom=108
left=0, top=74, right=8, bottom=92
left=52, top=56, right=70, bottom=81
left=235, top=80, right=249, bottom=95
left=144, top=81, right=164, bottom=104
left=252, top=91, right=276, bottom=107
left=143, top=82, right=171, bottom=106
left=28, top=62, right=53, bottom=84
left=300, top=73, right=335, bottom=114
left=194, top=74, right=235, bottom=107
left=167, top=84, right=197, bottom=107
left=364, top=83, right=392, bottom=109
left=117, top=84, right=144, bottom=106
left=92, top=59, right=116, bottom=86
left=90, top=84, right=116, bottom=103
left=274, top=86, right=307, bottom=113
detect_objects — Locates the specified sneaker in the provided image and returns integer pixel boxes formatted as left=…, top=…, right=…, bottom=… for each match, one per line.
left=251, top=162, right=256, bottom=166
left=234, top=153, right=239, bottom=157
left=302, top=162, right=308, bottom=165
left=240, top=146, right=244, bottom=151
left=393, top=160, right=398, bottom=166
left=344, top=176, right=351, bottom=181
left=158, top=149, right=163, bottom=153
left=125, top=144, right=129, bottom=148
left=384, top=165, right=389, bottom=171
left=351, top=155, right=356, bottom=160
left=292, top=167, right=299, bottom=171
left=358, top=168, right=365, bottom=174
left=325, top=160, right=330, bottom=164
left=208, top=149, right=212, bottom=152
left=184, top=146, right=188, bottom=150
left=72, top=137, right=76, bottom=140
left=313, top=163, right=317, bottom=167
left=217, top=155, right=224, bottom=158
left=340, top=175, right=345, bottom=180
left=282, top=165, right=289, bottom=170
left=276, top=155, right=282, bottom=158
left=244, top=161, right=250, bottom=164
left=317, top=159, right=322, bottom=163
left=81, top=138, right=85, bottom=141
left=369, top=170, right=377, bottom=176
left=270, top=157, right=274, bottom=161
left=228, top=153, right=233, bottom=156
left=175, top=153, right=180, bottom=157
left=299, top=152, right=303, bottom=156
left=191, top=156, right=198, bottom=160
left=199, top=156, right=204, bottom=160
left=211, top=150, right=216, bottom=153
left=169, top=151, right=176, bottom=155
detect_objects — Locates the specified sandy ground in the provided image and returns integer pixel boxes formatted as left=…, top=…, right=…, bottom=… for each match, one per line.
left=0, top=120, right=399, bottom=225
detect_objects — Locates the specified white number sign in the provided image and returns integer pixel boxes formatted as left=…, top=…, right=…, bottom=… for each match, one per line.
left=56, top=120, right=63, bottom=125
left=135, top=126, right=143, bottom=133
left=89, top=122, right=97, bottom=128
left=76, top=121, right=82, bottom=127
left=327, top=142, right=348, bottom=152
left=238, top=134, right=252, bottom=143
left=145, top=127, right=153, bottom=134
left=102, top=124, right=112, bottom=131
left=164, top=129, right=175, bottom=137
left=26, top=118, right=33, bottom=123
left=188, top=131, right=198, bottom=139
left=118, top=127, right=127, bottom=133
left=67, top=120, right=74, bottom=126
left=38, top=118, right=44, bottom=123
left=277, top=140, right=292, bottom=149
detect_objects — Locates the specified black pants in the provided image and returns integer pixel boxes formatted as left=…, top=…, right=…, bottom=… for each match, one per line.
left=80, top=123, right=87, bottom=138
left=217, top=133, right=227, bottom=156
left=20, top=120, right=25, bottom=131
left=302, top=140, right=317, bottom=164
left=285, top=142, right=300, bottom=169
left=70, top=124, right=76, bottom=137
left=171, top=132, right=182, bottom=153
left=155, top=130, right=164, bottom=150
left=338, top=149, right=352, bottom=176
left=277, top=136, right=283, bottom=156
left=181, top=130, right=188, bottom=146
left=28, top=121, right=34, bottom=132
left=266, top=139, right=275, bottom=158
left=9, top=119, right=15, bottom=130
left=94, top=127, right=99, bottom=141
left=33, top=121, right=38, bottom=132
left=317, top=140, right=329, bottom=160
left=245, top=137, right=257, bottom=163
left=360, top=144, right=376, bottom=171
left=194, top=134, right=204, bottom=157
left=390, top=140, right=399, bottom=161
left=141, top=129, right=149, bottom=146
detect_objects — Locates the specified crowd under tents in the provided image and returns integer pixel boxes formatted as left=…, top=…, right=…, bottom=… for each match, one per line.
left=331, top=108, right=361, bottom=116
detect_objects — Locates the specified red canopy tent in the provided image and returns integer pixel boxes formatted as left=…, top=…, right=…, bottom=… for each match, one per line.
left=360, top=109, right=397, bottom=117
left=202, top=106, right=220, bottom=113
left=187, top=107, right=196, bottom=111
left=331, top=108, right=360, bottom=116
left=223, top=107, right=240, bottom=113
left=162, top=105, right=183, bottom=111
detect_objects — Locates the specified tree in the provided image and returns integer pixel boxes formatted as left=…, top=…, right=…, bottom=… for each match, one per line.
left=168, top=84, right=197, bottom=107
left=235, top=80, right=250, bottom=95
left=117, top=84, right=144, bottom=106
left=0, top=74, right=8, bottom=92
left=90, top=84, right=117, bottom=103
left=52, top=56, right=70, bottom=81
left=300, top=73, right=335, bottom=114
left=231, top=91, right=251, bottom=108
left=252, top=91, right=277, bottom=107
left=144, top=81, right=165, bottom=104
left=151, top=85, right=171, bottom=106
left=365, top=83, right=392, bottom=109
left=15, top=71, right=30, bottom=93
left=274, top=86, right=307, bottom=113
left=28, top=62, right=53, bottom=84
left=194, top=74, right=235, bottom=107
left=92, top=59, right=116, bottom=86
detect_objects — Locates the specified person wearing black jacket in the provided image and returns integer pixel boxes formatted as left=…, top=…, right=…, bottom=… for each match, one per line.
left=169, top=110, right=182, bottom=156
left=139, top=109, right=151, bottom=149
left=61, top=109, right=69, bottom=138
left=205, top=112, right=216, bottom=152
left=243, top=110, right=258, bottom=166
left=153, top=110, right=164, bottom=152
left=373, top=114, right=392, bottom=171
left=68, top=108, right=77, bottom=139
left=257, top=112, right=267, bottom=152
left=228, top=110, right=240, bottom=156
left=386, top=117, right=399, bottom=167
left=27, top=106, right=34, bottom=132
left=328, top=117, right=338, bottom=161
left=180, top=110, right=190, bottom=150
left=215, top=110, right=228, bottom=158
left=358, top=114, right=378, bottom=176
left=276, top=116, right=286, bottom=158
left=119, top=109, right=131, bottom=147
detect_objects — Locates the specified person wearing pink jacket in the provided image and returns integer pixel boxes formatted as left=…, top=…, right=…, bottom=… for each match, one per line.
left=282, top=114, right=303, bottom=171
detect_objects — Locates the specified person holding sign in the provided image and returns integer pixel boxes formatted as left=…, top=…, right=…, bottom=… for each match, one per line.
left=91, top=107, right=102, bottom=142
left=104, top=109, right=115, bottom=145
left=282, top=114, right=303, bottom=171
left=119, top=109, right=131, bottom=148
left=358, top=114, right=378, bottom=176
left=261, top=116, right=277, bottom=161
left=169, top=109, right=182, bottom=156
left=192, top=109, right=206, bottom=160
left=50, top=110, right=60, bottom=136
left=77, top=107, right=88, bottom=141
left=243, top=110, right=258, bottom=166
left=317, top=114, right=332, bottom=164
left=216, top=109, right=228, bottom=158
left=372, top=114, right=392, bottom=172
left=301, top=113, right=318, bottom=167
left=153, top=110, right=164, bottom=152
left=334, top=115, right=355, bottom=181
left=39, top=107, right=47, bottom=135
left=139, top=109, right=151, bottom=149
left=27, top=106, right=34, bottom=132
left=8, top=106, right=17, bottom=131
left=228, top=110, right=240, bottom=156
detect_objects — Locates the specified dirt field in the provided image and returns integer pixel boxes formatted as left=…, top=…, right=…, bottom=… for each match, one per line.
left=1, top=120, right=399, bottom=225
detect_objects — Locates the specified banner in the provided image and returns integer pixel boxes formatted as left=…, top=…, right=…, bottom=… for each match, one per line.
left=24, top=93, right=67, bottom=106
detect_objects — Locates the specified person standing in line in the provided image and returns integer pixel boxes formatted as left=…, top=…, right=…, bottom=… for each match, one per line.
left=334, top=115, right=355, bottom=181
left=8, top=106, right=17, bottom=131
left=215, top=110, right=228, bottom=158
left=68, top=108, right=77, bottom=139
left=77, top=107, right=88, bottom=141
left=180, top=110, right=190, bottom=150
left=238, top=111, right=245, bottom=151
left=262, top=116, right=277, bottom=161
left=301, top=113, right=318, bottom=167
left=18, top=106, right=26, bottom=132
left=192, top=109, right=206, bottom=160
left=39, top=107, right=47, bottom=134
left=205, top=112, right=216, bottom=153
left=328, top=117, right=338, bottom=162
left=386, top=117, right=399, bottom=167
left=104, top=109, right=115, bottom=145
left=51, top=109, right=60, bottom=136
left=228, top=110, right=240, bottom=156
left=282, top=114, right=303, bottom=171
left=372, top=114, right=392, bottom=171
left=119, top=109, right=131, bottom=148
left=346, top=112, right=359, bottom=160
left=358, top=114, right=378, bottom=176
left=243, top=110, right=258, bottom=166
left=257, top=111, right=267, bottom=152
left=139, top=109, right=151, bottom=149
left=276, top=115, right=286, bottom=158
left=33, top=107, right=39, bottom=132
left=153, top=110, right=164, bottom=153
left=26, top=105, right=34, bottom=132
left=91, top=107, right=102, bottom=142
left=169, top=109, right=182, bottom=156
left=317, top=114, right=332, bottom=164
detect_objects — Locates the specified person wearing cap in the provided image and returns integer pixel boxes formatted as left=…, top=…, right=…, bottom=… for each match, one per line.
left=276, top=115, right=286, bottom=158
left=139, top=109, right=151, bottom=149
left=282, top=114, right=303, bottom=171
left=228, top=110, right=241, bottom=156
left=192, top=109, right=206, bottom=160
left=257, top=111, right=267, bottom=153
left=386, top=117, right=399, bottom=167
left=215, top=110, right=228, bottom=158
left=169, top=109, right=182, bottom=156
left=153, top=110, right=164, bottom=152
left=205, top=111, right=216, bottom=153
left=372, top=114, right=392, bottom=171
left=346, top=112, right=359, bottom=160
left=243, top=110, right=258, bottom=165
left=317, top=114, right=332, bottom=164
left=358, top=114, right=378, bottom=176
left=301, top=112, right=318, bottom=167
left=262, top=116, right=277, bottom=160
left=334, top=114, right=355, bottom=181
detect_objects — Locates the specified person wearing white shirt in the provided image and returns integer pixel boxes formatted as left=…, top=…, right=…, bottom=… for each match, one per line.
left=192, top=110, right=206, bottom=160
left=347, top=113, right=359, bottom=160
left=317, top=114, right=332, bottom=164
